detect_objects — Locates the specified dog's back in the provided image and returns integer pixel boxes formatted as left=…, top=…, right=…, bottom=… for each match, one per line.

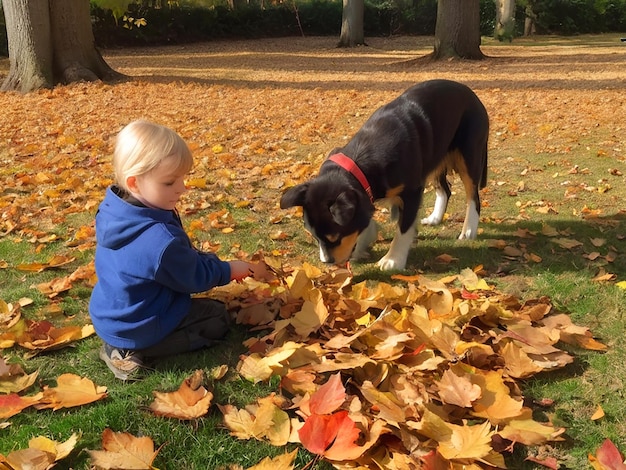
left=340, top=79, right=488, bottom=195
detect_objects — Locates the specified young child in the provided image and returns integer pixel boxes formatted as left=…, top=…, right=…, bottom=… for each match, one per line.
left=89, top=119, right=269, bottom=380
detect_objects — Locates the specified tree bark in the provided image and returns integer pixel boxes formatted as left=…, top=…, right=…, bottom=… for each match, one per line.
left=432, top=0, right=484, bottom=60
left=1, top=0, right=53, bottom=92
left=495, top=0, right=516, bottom=41
left=2, top=0, right=125, bottom=93
left=337, top=0, right=365, bottom=48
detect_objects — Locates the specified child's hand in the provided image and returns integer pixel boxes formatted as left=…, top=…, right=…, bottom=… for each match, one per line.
left=229, top=261, right=274, bottom=282
left=229, top=260, right=253, bottom=281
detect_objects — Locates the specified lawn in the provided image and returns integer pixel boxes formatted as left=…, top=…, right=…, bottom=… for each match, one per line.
left=0, top=34, right=625, bottom=469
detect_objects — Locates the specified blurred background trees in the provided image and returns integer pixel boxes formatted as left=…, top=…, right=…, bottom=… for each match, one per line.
left=1, top=0, right=623, bottom=56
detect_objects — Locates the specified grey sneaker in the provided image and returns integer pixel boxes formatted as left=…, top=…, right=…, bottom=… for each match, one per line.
left=99, top=343, right=144, bottom=380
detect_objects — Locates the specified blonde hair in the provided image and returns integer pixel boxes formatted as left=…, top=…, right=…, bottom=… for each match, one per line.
left=113, top=119, right=193, bottom=191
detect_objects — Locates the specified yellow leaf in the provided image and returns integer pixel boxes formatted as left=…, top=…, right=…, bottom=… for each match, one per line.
left=438, top=420, right=494, bottom=460
left=246, top=449, right=297, bottom=470
left=88, top=429, right=161, bottom=470
left=590, top=405, right=605, bottom=421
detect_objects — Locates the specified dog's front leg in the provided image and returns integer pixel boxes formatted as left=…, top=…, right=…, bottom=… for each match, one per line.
left=351, top=219, right=378, bottom=261
left=376, top=224, right=415, bottom=271
left=377, top=192, right=420, bottom=271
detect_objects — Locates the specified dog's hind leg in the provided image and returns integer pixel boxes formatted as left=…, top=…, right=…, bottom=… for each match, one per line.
left=459, top=194, right=479, bottom=239
left=421, top=173, right=451, bottom=226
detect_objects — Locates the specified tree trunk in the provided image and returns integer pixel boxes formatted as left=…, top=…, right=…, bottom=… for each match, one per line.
left=1, top=0, right=53, bottom=92
left=2, top=0, right=125, bottom=93
left=494, top=0, right=516, bottom=41
left=337, top=0, right=365, bottom=48
left=432, top=0, right=484, bottom=60
left=524, top=4, right=537, bottom=36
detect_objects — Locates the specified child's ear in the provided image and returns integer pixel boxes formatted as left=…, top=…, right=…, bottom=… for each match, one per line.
left=126, top=176, right=139, bottom=193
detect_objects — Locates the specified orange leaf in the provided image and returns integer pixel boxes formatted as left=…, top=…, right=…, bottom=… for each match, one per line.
left=0, top=392, right=44, bottom=419
left=149, top=370, right=213, bottom=420
left=18, top=320, right=95, bottom=353
left=298, top=410, right=358, bottom=456
left=34, top=374, right=107, bottom=411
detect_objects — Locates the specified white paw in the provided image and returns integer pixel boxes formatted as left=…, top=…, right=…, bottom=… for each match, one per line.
left=376, top=253, right=407, bottom=271
left=458, top=229, right=477, bottom=240
left=421, top=213, right=442, bottom=226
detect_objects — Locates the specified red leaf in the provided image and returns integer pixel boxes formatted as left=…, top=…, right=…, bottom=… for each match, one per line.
left=308, top=373, right=345, bottom=415
left=299, top=412, right=345, bottom=455
left=593, top=439, right=626, bottom=470
left=526, top=456, right=559, bottom=469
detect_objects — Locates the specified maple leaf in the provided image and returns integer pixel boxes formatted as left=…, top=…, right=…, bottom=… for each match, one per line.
left=238, top=342, right=301, bottom=383
left=149, top=370, right=213, bottom=420
left=0, top=392, right=44, bottom=419
left=436, top=367, right=482, bottom=408
left=0, top=433, right=81, bottom=469
left=298, top=411, right=359, bottom=457
left=358, top=380, right=406, bottom=425
left=589, top=439, right=626, bottom=470
left=308, top=373, right=345, bottom=415
left=0, top=298, right=24, bottom=331
left=471, top=369, right=524, bottom=424
left=437, top=420, right=494, bottom=461
left=246, top=449, right=298, bottom=470
left=87, top=429, right=161, bottom=470
left=34, top=374, right=107, bottom=411
left=16, top=320, right=95, bottom=354
left=290, top=287, right=329, bottom=339
left=0, top=356, right=39, bottom=394
left=497, top=413, right=566, bottom=446
left=218, top=395, right=290, bottom=446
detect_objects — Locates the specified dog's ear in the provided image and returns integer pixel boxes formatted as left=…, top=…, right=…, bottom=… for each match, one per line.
left=330, top=190, right=357, bottom=226
left=280, top=182, right=310, bottom=209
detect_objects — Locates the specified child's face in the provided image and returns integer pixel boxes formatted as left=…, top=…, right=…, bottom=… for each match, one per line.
left=130, top=157, right=188, bottom=210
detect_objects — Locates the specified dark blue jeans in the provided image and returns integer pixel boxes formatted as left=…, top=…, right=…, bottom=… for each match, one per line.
left=139, top=298, right=231, bottom=358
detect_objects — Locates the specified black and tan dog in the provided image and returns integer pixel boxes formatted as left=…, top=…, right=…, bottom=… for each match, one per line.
left=280, top=79, right=489, bottom=271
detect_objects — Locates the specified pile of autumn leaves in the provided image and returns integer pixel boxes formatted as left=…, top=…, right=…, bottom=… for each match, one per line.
left=0, top=259, right=616, bottom=469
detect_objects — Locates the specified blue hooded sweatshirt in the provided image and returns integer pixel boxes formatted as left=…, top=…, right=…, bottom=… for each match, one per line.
left=89, top=186, right=231, bottom=350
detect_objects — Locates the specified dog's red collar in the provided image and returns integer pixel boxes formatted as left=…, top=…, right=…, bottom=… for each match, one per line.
left=327, top=153, right=374, bottom=203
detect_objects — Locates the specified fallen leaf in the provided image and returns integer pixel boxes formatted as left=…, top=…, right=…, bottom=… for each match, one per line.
left=34, top=374, right=107, bottom=411
left=589, top=439, right=626, bottom=470
left=590, top=405, right=605, bottom=421
left=246, top=449, right=298, bottom=470
left=150, top=370, right=213, bottom=420
left=87, top=428, right=161, bottom=470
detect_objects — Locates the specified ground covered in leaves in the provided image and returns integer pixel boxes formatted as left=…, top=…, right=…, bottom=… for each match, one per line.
left=1, top=35, right=626, bottom=469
